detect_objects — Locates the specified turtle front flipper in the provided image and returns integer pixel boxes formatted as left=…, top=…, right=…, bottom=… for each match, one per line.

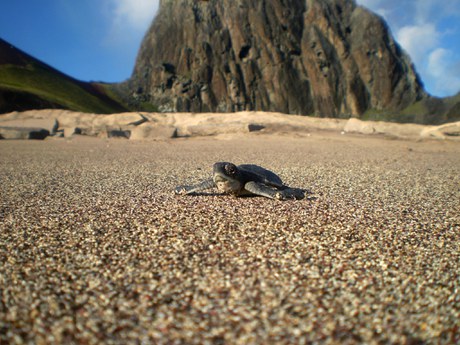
left=278, top=187, right=306, bottom=200
left=245, top=182, right=306, bottom=200
left=244, top=181, right=284, bottom=200
left=175, top=179, right=215, bottom=195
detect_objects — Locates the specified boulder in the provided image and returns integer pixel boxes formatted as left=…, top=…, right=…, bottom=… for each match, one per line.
left=63, top=127, right=82, bottom=138
left=93, top=113, right=148, bottom=128
left=176, top=123, right=259, bottom=137
left=344, top=118, right=424, bottom=138
left=0, top=118, right=58, bottom=134
left=0, top=127, right=50, bottom=140
left=420, top=121, right=460, bottom=140
left=247, top=124, right=266, bottom=132
left=130, top=123, right=177, bottom=140
left=344, top=118, right=376, bottom=135
left=440, top=122, right=460, bottom=137
left=103, top=129, right=131, bottom=139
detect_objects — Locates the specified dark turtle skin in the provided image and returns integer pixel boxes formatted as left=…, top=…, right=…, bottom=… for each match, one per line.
left=175, top=162, right=306, bottom=200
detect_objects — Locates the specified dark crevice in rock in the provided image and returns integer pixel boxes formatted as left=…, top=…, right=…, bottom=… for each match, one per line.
left=239, top=45, right=251, bottom=60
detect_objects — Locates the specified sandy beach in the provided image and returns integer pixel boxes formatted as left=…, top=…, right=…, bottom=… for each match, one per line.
left=1, top=132, right=459, bottom=344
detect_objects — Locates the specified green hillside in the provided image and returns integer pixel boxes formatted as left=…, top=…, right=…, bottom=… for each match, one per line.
left=0, top=38, right=128, bottom=114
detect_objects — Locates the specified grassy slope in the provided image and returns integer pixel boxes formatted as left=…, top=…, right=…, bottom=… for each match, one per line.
left=362, top=93, right=460, bottom=125
left=0, top=39, right=128, bottom=114
left=402, top=94, right=460, bottom=124
left=0, top=63, right=129, bottom=114
left=443, top=93, right=460, bottom=120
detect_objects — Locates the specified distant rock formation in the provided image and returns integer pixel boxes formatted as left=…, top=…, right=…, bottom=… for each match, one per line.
left=127, top=0, right=426, bottom=116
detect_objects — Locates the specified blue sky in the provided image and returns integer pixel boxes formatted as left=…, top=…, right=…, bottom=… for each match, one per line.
left=0, top=0, right=459, bottom=97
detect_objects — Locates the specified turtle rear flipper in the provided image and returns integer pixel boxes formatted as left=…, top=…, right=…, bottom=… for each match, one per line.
left=175, top=179, right=215, bottom=195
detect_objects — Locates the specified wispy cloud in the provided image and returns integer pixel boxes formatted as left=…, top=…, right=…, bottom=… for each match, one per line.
left=102, top=0, right=160, bottom=51
left=428, top=48, right=450, bottom=78
left=110, top=0, right=160, bottom=31
left=414, top=0, right=437, bottom=23
left=427, top=48, right=460, bottom=96
left=396, top=24, right=440, bottom=67
left=357, top=0, right=390, bottom=18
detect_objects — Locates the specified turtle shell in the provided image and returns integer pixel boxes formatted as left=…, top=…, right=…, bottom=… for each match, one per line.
left=237, top=164, right=284, bottom=188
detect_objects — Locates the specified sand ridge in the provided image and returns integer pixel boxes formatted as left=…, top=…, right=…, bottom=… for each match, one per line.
left=1, top=109, right=460, bottom=140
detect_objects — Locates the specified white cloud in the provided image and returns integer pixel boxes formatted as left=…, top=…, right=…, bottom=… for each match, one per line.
left=428, top=48, right=449, bottom=78
left=111, top=0, right=159, bottom=31
left=396, top=24, right=440, bottom=67
left=356, top=0, right=389, bottom=19
left=357, top=0, right=383, bottom=8
left=102, top=0, right=160, bottom=50
left=368, top=6, right=390, bottom=19
left=427, top=48, right=460, bottom=96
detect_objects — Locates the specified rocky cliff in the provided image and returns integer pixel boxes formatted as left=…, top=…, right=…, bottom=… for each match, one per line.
left=128, top=0, right=426, bottom=116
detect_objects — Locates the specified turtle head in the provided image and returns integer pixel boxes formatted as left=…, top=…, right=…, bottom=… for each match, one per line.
left=212, top=162, right=243, bottom=194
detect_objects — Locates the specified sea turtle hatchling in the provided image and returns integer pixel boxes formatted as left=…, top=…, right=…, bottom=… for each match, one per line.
left=175, top=162, right=306, bottom=200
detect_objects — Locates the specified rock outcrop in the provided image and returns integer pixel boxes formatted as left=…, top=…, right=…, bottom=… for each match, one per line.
left=0, top=126, right=50, bottom=140
left=128, top=0, right=425, bottom=116
left=0, top=118, right=58, bottom=140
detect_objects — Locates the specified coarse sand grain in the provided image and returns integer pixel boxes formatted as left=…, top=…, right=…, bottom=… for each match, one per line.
left=1, top=133, right=459, bottom=344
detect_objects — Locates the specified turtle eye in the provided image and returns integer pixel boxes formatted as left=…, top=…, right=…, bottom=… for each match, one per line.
left=225, top=164, right=236, bottom=175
